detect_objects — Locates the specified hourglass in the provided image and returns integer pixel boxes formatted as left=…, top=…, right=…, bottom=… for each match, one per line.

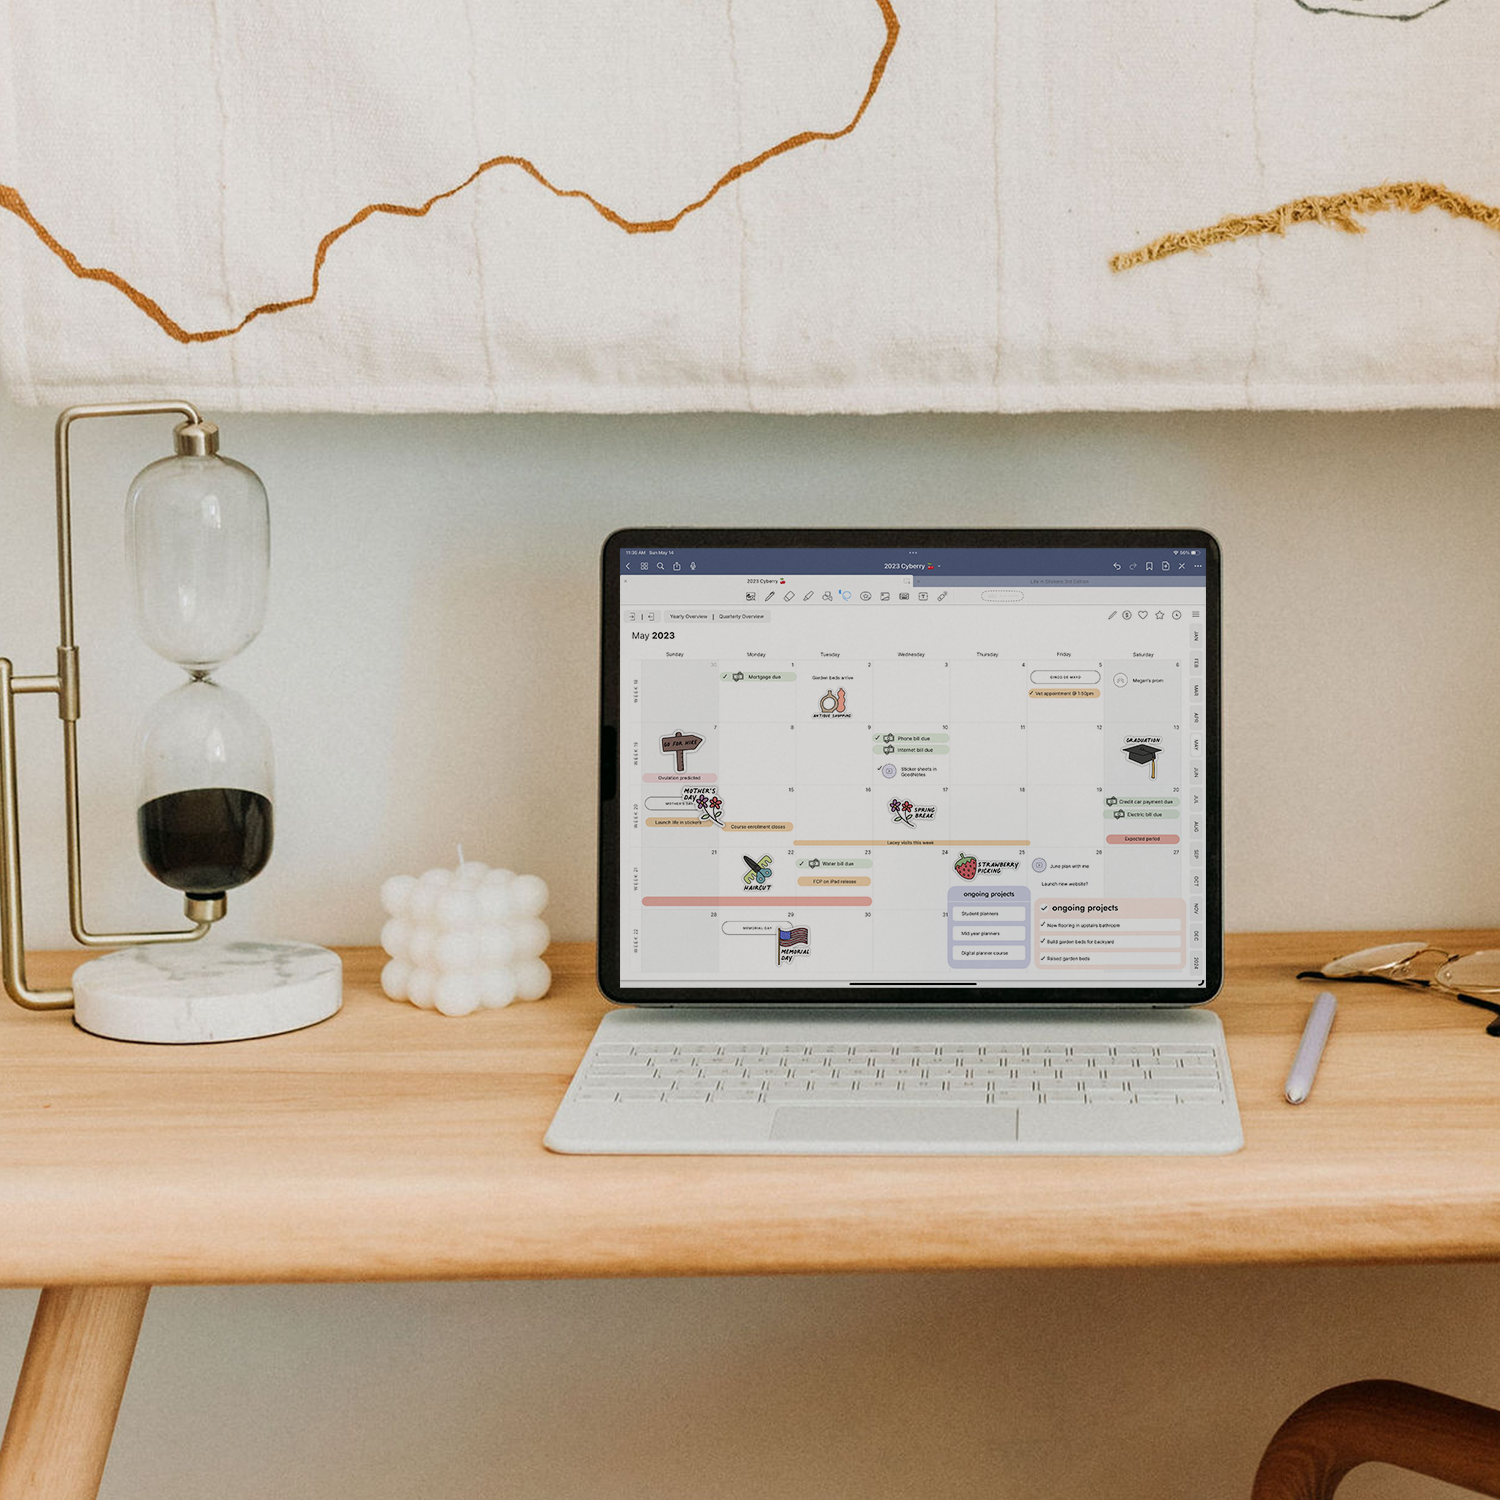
left=0, top=401, right=341, bottom=1043
left=129, top=419, right=275, bottom=922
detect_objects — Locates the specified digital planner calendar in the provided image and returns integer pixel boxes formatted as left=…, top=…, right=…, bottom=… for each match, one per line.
left=614, top=543, right=1212, bottom=992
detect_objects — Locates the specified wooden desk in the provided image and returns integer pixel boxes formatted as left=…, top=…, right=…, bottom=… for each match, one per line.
left=3, top=932, right=1500, bottom=1498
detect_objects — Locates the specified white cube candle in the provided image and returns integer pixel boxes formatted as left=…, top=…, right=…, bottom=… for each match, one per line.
left=379, top=860, right=551, bottom=1013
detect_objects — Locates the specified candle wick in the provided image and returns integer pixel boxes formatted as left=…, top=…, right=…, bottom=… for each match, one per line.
left=456, top=843, right=465, bottom=870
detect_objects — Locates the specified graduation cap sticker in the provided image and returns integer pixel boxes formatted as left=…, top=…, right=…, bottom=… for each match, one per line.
left=1123, top=742, right=1163, bottom=779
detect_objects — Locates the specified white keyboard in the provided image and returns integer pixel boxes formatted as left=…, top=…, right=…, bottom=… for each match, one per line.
left=575, top=1040, right=1228, bottom=1107
left=546, top=1008, right=1243, bottom=1155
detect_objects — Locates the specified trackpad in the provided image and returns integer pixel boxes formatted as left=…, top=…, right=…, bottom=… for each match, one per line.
left=770, top=1105, right=1019, bottom=1144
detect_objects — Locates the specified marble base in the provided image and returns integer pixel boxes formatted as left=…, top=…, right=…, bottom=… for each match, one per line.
left=72, top=941, right=342, bottom=1044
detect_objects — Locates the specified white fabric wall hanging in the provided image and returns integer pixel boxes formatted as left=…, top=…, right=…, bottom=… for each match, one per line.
left=2, top=0, right=1497, bottom=412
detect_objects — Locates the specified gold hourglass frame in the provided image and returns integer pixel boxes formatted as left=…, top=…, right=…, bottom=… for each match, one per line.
left=0, top=401, right=220, bottom=1012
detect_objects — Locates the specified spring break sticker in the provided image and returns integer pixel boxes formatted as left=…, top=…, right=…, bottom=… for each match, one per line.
left=888, top=797, right=936, bottom=827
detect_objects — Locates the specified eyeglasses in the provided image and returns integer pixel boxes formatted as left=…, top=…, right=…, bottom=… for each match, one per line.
left=1298, top=942, right=1500, bottom=1036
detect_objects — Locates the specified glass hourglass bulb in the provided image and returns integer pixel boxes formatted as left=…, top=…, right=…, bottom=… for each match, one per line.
left=127, top=423, right=274, bottom=907
left=126, top=421, right=269, bottom=672
left=137, top=680, right=274, bottom=900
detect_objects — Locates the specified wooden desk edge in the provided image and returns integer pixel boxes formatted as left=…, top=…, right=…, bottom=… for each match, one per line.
left=8, top=1243, right=1500, bottom=1291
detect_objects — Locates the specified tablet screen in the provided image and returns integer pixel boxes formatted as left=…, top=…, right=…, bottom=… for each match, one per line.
left=604, top=532, right=1218, bottom=1002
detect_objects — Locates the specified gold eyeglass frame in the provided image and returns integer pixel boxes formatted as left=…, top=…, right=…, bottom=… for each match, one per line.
left=1298, top=942, right=1500, bottom=1036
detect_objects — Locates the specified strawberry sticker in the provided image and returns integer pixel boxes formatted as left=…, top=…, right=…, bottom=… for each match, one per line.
left=954, top=853, right=978, bottom=880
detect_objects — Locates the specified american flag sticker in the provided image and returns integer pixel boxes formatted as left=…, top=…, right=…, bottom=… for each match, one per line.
left=777, top=926, right=809, bottom=965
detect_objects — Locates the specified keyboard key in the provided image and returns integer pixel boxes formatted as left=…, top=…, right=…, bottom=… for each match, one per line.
left=575, top=1088, right=620, bottom=1102
left=615, top=1089, right=666, bottom=1102
left=666, top=1091, right=712, bottom=1104
left=1040, top=1092, right=1088, bottom=1104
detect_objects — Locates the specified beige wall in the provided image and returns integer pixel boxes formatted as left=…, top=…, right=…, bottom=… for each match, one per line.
left=3, top=397, right=1498, bottom=1498
left=4, top=401, right=1499, bottom=946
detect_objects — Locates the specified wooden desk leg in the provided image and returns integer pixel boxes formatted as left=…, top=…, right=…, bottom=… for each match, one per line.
left=0, top=1286, right=150, bottom=1500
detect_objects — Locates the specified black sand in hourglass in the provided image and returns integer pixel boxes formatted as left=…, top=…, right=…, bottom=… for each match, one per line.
left=137, top=787, right=273, bottom=900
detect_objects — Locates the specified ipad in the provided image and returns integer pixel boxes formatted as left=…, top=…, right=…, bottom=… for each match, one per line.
left=599, top=528, right=1221, bottom=1007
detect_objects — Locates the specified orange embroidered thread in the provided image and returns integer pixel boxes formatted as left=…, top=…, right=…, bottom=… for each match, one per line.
left=1111, top=180, right=1500, bottom=272
left=0, top=0, right=899, bottom=344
